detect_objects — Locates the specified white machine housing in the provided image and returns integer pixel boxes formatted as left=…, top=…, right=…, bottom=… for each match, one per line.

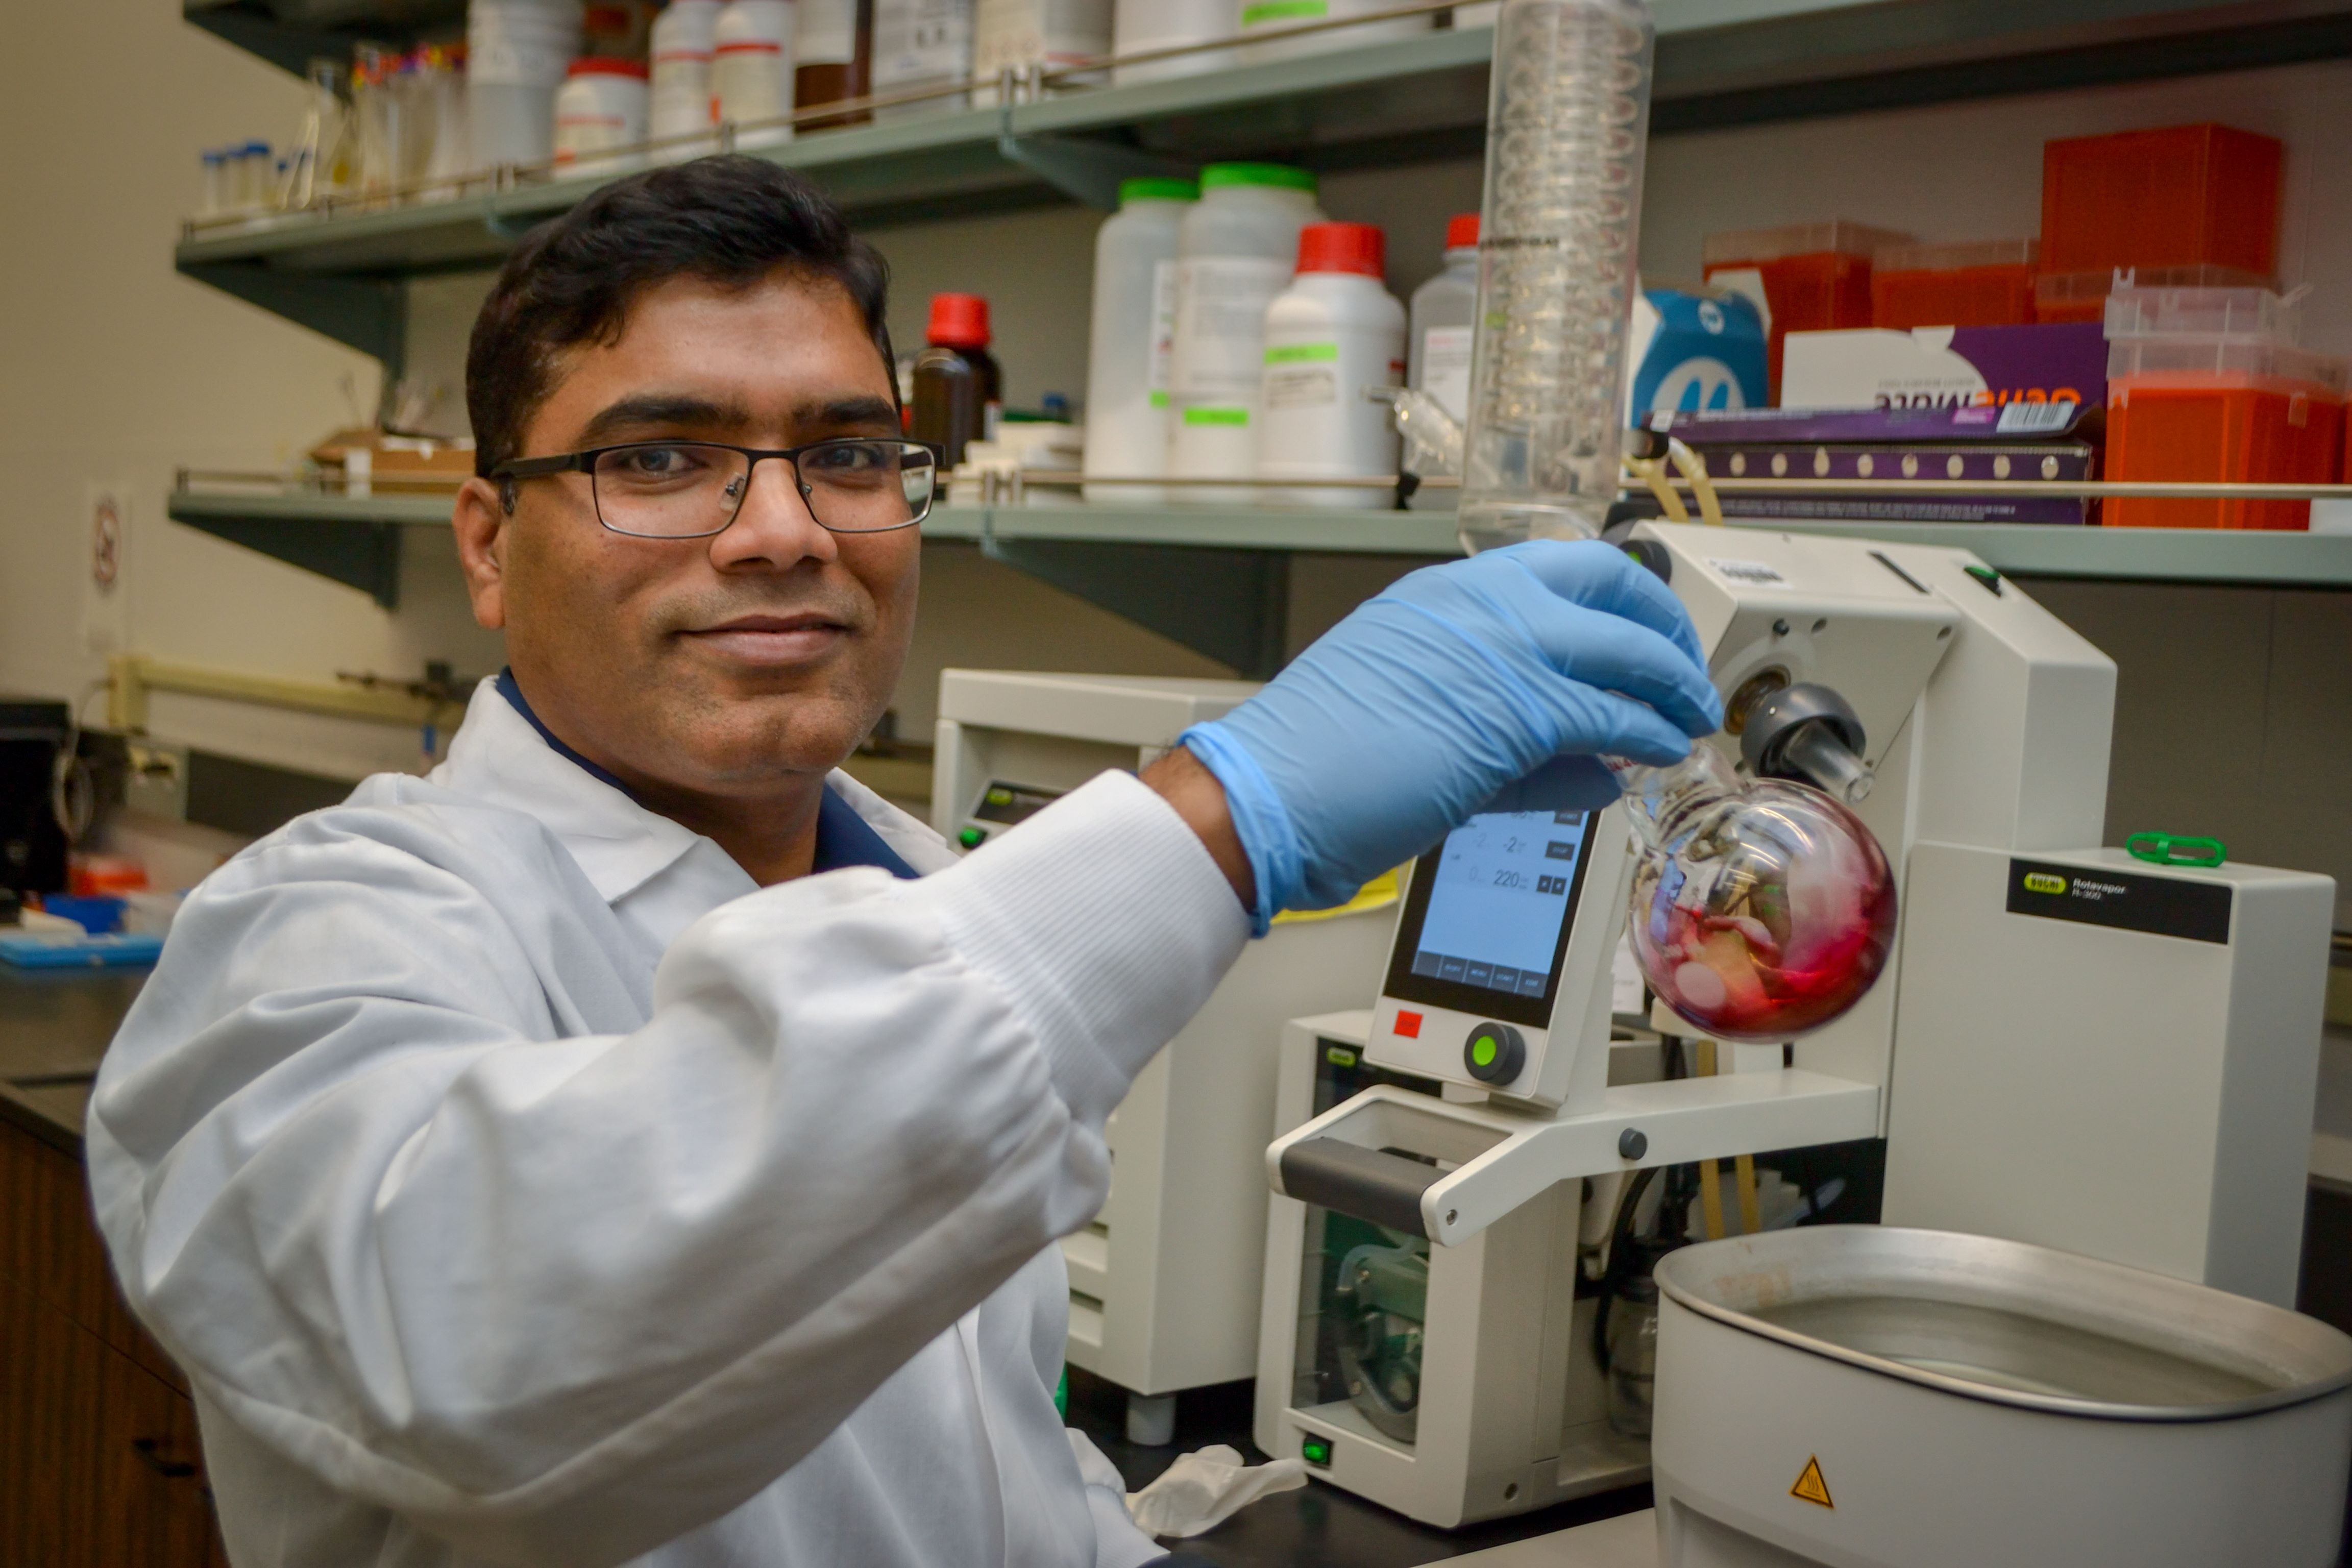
left=1258, top=523, right=2336, bottom=1529
left=934, top=671, right=1395, bottom=1405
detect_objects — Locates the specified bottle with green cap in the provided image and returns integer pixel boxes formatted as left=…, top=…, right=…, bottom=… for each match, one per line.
left=1083, top=175, right=1199, bottom=505
left=1166, top=162, right=1327, bottom=501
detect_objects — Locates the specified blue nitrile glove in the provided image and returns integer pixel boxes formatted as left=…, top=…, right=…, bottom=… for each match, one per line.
left=1180, top=540, right=1723, bottom=934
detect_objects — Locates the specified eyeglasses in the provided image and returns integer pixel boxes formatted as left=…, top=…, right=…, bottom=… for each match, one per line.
left=492, top=438, right=940, bottom=538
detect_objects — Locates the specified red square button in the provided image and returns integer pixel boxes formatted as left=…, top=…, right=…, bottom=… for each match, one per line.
left=1393, top=1010, right=1423, bottom=1039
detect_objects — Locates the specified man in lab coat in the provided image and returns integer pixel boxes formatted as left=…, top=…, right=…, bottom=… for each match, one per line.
left=88, top=158, right=1721, bottom=1567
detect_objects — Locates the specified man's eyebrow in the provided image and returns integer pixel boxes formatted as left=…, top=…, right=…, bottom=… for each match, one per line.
left=797, top=396, right=900, bottom=428
left=576, top=394, right=745, bottom=446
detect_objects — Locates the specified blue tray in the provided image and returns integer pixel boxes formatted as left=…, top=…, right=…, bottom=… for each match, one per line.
left=0, top=932, right=164, bottom=968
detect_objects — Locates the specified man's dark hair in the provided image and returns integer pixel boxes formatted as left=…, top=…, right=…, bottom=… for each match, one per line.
left=466, top=156, right=894, bottom=480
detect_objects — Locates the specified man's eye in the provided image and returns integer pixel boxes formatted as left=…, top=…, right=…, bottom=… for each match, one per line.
left=806, top=442, right=887, bottom=475
left=612, top=445, right=705, bottom=478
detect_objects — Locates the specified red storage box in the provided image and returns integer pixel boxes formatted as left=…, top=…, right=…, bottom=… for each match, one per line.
left=2042, top=124, right=2282, bottom=278
left=1704, top=221, right=1910, bottom=402
left=2106, top=338, right=2345, bottom=529
left=1871, top=239, right=2038, bottom=328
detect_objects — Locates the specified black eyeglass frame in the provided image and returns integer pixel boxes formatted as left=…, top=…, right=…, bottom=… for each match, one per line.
left=491, top=437, right=942, bottom=537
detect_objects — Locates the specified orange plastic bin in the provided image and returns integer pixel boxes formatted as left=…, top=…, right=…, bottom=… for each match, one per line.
left=2106, top=339, right=2346, bottom=529
left=1871, top=239, right=2039, bottom=328
left=1704, top=221, right=1910, bottom=402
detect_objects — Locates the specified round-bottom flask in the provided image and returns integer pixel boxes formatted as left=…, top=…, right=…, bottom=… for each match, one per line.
left=1608, top=745, right=1897, bottom=1042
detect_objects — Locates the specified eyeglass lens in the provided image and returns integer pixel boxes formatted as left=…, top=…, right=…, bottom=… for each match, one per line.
left=589, top=442, right=934, bottom=537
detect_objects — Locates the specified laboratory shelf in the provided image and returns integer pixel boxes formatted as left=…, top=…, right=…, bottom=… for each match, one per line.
left=167, top=478, right=2352, bottom=672
left=176, top=0, right=2352, bottom=367
left=185, top=0, right=467, bottom=79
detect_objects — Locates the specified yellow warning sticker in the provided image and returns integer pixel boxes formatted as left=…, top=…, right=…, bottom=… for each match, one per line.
left=1790, top=1456, right=1834, bottom=1510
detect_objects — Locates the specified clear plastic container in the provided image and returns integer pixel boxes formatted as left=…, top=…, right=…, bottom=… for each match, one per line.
left=1456, top=0, right=1655, bottom=550
left=2104, top=283, right=2306, bottom=343
left=1166, top=162, right=1325, bottom=501
left=1256, top=222, right=1407, bottom=509
left=1083, top=177, right=1197, bottom=504
left=1406, top=212, right=1479, bottom=509
left=2033, top=262, right=2272, bottom=326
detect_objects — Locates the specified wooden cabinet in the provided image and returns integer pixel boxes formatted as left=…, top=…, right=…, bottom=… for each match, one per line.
left=0, top=1113, right=230, bottom=1567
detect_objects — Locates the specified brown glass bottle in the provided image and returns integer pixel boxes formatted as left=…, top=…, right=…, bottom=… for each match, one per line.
left=795, top=0, right=873, bottom=128
left=910, top=293, right=1002, bottom=469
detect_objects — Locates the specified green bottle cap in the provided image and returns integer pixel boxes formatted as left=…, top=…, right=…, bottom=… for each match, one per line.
left=1200, top=161, right=1318, bottom=193
left=1118, top=176, right=1200, bottom=204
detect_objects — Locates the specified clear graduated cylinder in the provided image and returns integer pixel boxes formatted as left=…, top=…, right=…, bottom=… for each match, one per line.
left=1458, top=0, right=1655, bottom=553
left=1607, top=746, right=1897, bottom=1043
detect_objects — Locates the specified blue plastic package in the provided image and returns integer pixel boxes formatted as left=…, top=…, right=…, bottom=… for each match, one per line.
left=1626, top=289, right=1769, bottom=418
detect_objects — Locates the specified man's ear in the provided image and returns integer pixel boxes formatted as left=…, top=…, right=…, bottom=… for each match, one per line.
left=453, top=476, right=511, bottom=631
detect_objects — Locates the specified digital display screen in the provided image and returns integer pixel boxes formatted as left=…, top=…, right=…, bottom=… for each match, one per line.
left=971, top=781, right=1062, bottom=826
left=1384, top=807, right=1597, bottom=1027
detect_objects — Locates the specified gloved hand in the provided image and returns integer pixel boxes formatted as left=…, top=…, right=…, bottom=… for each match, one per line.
left=1180, top=539, right=1722, bottom=933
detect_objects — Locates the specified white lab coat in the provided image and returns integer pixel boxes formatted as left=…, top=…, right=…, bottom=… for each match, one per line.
left=86, top=678, right=1248, bottom=1568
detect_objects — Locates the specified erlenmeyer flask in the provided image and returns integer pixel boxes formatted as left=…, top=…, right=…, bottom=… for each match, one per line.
left=1607, top=745, right=1896, bottom=1042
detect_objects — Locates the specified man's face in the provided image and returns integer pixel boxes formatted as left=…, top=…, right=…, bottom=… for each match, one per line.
left=454, top=270, right=918, bottom=801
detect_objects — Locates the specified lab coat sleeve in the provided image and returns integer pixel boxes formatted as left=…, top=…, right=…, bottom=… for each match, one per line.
left=86, top=770, right=1247, bottom=1567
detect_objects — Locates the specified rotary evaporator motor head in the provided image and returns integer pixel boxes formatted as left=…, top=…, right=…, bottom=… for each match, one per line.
left=1736, top=682, right=1875, bottom=806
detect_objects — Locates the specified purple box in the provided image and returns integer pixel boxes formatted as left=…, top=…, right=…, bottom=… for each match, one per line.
left=1780, top=323, right=2109, bottom=412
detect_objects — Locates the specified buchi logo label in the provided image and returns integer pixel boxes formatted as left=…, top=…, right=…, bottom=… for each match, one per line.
left=2022, top=872, right=2067, bottom=895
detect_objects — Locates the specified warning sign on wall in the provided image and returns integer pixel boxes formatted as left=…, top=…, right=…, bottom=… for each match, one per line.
left=1790, top=1456, right=1834, bottom=1509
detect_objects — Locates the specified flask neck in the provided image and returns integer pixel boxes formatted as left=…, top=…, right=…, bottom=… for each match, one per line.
left=1604, top=745, right=1741, bottom=849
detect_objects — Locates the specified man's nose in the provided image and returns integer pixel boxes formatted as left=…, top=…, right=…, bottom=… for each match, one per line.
left=709, top=452, right=838, bottom=569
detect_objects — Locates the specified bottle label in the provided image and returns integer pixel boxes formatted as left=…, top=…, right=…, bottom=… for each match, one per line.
left=875, top=0, right=974, bottom=86
left=1147, top=259, right=1181, bottom=407
left=1241, top=0, right=1329, bottom=23
left=1182, top=407, right=1251, bottom=426
left=1263, top=339, right=1341, bottom=410
left=1420, top=325, right=1474, bottom=422
left=1169, top=256, right=1292, bottom=406
left=800, top=0, right=862, bottom=64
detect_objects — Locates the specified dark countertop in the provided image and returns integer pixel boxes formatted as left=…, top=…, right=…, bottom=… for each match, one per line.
left=0, top=960, right=148, bottom=1155
left=1065, top=1369, right=1649, bottom=1567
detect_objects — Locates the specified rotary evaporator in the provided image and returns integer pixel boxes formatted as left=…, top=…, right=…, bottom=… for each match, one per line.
left=1249, top=4, right=2351, bottom=1562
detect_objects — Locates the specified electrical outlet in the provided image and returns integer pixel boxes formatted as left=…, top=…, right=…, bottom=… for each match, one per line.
left=124, top=740, right=189, bottom=821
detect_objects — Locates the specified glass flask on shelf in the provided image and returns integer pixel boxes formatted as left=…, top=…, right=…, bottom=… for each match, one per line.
left=1607, top=743, right=1897, bottom=1042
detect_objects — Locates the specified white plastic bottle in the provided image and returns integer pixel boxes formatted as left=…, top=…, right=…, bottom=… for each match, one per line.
left=1406, top=211, right=1479, bottom=508
left=715, top=0, right=798, bottom=145
left=1083, top=176, right=1198, bottom=504
left=1112, top=0, right=1233, bottom=85
left=1257, top=222, right=1406, bottom=509
left=467, top=0, right=583, bottom=169
left=553, top=58, right=650, bottom=172
left=872, top=0, right=973, bottom=117
left=1165, top=162, right=1324, bottom=502
left=1239, top=0, right=1430, bottom=64
left=650, top=0, right=722, bottom=156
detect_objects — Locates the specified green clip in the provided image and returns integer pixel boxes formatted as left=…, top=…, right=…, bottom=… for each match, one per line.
left=2125, top=831, right=2227, bottom=868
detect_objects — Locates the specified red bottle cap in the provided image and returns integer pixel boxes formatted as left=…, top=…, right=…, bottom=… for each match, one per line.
left=1446, top=212, right=1480, bottom=250
left=926, top=292, right=991, bottom=349
left=566, top=56, right=649, bottom=78
left=1296, top=222, right=1385, bottom=278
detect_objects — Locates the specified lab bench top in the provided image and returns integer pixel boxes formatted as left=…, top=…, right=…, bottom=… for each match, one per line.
left=1062, top=1369, right=1651, bottom=1568
left=0, top=959, right=146, bottom=1156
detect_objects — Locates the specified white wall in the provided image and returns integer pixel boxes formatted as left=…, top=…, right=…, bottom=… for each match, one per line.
left=7, top=18, right=2352, bottom=788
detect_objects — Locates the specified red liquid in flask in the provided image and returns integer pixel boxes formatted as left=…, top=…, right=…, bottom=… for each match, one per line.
left=1618, top=762, right=1897, bottom=1042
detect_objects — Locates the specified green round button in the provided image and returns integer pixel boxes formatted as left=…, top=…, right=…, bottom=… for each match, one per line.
left=958, top=826, right=986, bottom=848
left=1470, top=1032, right=1499, bottom=1067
